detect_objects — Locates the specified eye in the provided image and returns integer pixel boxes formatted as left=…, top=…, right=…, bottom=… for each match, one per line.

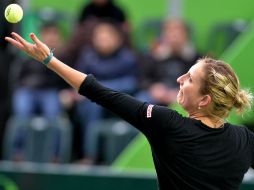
left=188, top=74, right=192, bottom=82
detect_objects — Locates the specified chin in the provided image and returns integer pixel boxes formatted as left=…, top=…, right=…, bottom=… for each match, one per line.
left=177, top=91, right=183, bottom=105
left=176, top=96, right=180, bottom=104
left=177, top=98, right=184, bottom=108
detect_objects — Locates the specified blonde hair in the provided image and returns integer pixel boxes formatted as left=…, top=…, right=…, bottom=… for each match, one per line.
left=199, top=57, right=253, bottom=120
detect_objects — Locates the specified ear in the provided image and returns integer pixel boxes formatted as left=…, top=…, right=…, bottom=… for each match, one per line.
left=198, top=95, right=212, bottom=108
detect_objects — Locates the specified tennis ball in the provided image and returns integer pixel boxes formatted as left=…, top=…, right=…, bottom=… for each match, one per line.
left=4, top=4, right=23, bottom=23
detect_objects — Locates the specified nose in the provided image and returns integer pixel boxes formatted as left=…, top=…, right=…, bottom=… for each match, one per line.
left=177, top=74, right=184, bottom=85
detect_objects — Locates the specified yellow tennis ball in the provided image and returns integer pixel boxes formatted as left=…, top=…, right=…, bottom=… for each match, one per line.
left=4, top=4, right=23, bottom=23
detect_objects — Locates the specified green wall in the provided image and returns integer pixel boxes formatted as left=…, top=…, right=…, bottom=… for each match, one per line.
left=183, top=0, right=254, bottom=55
left=29, top=0, right=168, bottom=30
left=30, top=0, right=87, bottom=15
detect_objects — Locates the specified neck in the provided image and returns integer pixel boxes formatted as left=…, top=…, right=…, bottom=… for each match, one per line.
left=189, top=112, right=224, bottom=128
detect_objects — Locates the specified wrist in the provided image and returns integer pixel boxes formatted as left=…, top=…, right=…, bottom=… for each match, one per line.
left=42, top=48, right=55, bottom=65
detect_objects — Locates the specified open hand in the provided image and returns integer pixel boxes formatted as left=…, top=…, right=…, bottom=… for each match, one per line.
left=5, top=32, right=50, bottom=62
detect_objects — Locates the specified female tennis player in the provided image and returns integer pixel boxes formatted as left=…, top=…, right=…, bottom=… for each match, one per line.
left=5, top=32, right=254, bottom=190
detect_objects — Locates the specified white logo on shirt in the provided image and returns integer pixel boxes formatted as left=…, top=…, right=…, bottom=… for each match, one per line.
left=147, top=104, right=154, bottom=118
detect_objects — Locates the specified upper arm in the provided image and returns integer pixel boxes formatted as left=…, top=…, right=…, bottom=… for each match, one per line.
left=131, top=104, right=185, bottom=140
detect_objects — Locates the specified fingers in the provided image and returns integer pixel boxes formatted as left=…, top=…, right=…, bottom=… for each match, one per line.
left=11, top=32, right=29, bottom=48
left=6, top=32, right=50, bottom=62
left=5, top=36, right=25, bottom=49
left=30, top=32, right=50, bottom=52
left=30, top=33, right=42, bottom=45
left=30, top=33, right=51, bottom=57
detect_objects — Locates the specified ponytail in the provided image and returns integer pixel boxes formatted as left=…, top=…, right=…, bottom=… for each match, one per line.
left=234, top=89, right=253, bottom=114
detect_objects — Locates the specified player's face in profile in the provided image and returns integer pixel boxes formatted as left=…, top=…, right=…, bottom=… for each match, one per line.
left=176, top=61, right=205, bottom=113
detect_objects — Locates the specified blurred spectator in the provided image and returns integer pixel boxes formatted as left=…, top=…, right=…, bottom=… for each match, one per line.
left=0, top=0, right=18, bottom=159
left=137, top=18, right=201, bottom=106
left=78, top=0, right=128, bottom=30
left=71, top=20, right=138, bottom=164
left=9, top=22, right=65, bottom=162
left=62, top=0, right=129, bottom=67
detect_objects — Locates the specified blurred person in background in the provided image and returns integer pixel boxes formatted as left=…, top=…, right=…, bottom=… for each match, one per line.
left=66, top=19, right=138, bottom=164
left=62, top=0, right=129, bottom=67
left=137, top=18, right=201, bottom=106
left=78, top=0, right=128, bottom=28
left=9, top=22, right=65, bottom=162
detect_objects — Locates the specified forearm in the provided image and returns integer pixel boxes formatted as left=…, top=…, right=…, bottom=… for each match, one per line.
left=47, top=57, right=87, bottom=90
